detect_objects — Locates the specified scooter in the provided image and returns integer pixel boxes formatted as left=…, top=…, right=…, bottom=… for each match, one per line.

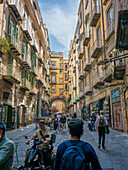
left=88, top=118, right=94, bottom=131
left=17, top=134, right=56, bottom=170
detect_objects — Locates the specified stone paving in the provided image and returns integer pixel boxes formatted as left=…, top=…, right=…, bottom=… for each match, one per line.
left=6, top=122, right=128, bottom=170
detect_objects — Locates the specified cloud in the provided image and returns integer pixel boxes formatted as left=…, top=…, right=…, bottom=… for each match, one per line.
left=39, top=0, right=79, bottom=58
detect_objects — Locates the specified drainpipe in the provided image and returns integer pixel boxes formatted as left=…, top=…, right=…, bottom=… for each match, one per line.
left=100, top=0, right=106, bottom=60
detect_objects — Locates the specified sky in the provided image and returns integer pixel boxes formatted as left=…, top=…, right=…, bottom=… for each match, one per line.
left=38, top=0, right=79, bottom=59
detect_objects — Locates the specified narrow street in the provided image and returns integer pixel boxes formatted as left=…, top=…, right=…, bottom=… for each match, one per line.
left=6, top=122, right=128, bottom=170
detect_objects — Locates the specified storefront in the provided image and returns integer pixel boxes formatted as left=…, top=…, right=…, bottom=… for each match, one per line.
left=0, top=104, right=13, bottom=129
left=111, top=88, right=123, bottom=130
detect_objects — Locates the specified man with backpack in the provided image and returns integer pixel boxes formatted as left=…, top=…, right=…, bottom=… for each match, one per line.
left=95, top=110, right=108, bottom=149
left=53, top=119, right=102, bottom=170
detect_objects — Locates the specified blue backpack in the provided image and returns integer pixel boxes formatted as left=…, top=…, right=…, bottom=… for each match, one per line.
left=60, top=141, right=91, bottom=170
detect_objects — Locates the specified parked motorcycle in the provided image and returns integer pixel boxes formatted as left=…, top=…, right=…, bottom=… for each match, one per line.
left=88, top=118, right=94, bottom=131
left=17, top=134, right=56, bottom=170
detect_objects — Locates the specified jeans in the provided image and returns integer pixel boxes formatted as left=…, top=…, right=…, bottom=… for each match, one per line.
left=98, top=127, right=105, bottom=147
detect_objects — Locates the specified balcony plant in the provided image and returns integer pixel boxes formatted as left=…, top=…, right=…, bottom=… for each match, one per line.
left=109, top=52, right=112, bottom=58
left=0, top=36, right=10, bottom=56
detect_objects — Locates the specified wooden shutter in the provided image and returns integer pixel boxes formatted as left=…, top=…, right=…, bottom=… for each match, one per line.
left=9, top=16, right=13, bottom=43
left=22, top=39, right=26, bottom=60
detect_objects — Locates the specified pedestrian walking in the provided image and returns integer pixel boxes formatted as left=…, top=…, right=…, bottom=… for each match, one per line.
left=95, top=110, right=108, bottom=149
left=53, top=119, right=102, bottom=170
left=57, top=112, right=61, bottom=130
left=73, top=112, right=77, bottom=118
left=53, top=114, right=58, bottom=133
left=60, top=113, right=66, bottom=132
left=90, top=112, right=97, bottom=130
left=0, top=121, right=14, bottom=170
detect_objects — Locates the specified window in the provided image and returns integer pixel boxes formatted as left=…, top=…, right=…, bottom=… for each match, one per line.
left=60, top=64, right=62, bottom=69
left=65, top=84, right=68, bottom=91
left=97, top=25, right=101, bottom=47
left=51, top=73, right=56, bottom=84
left=51, top=86, right=56, bottom=93
left=60, top=78, right=63, bottom=84
left=59, top=70, right=62, bottom=75
left=51, top=61, right=56, bottom=68
left=65, top=74, right=68, bottom=81
left=65, top=64, right=68, bottom=71
left=88, top=45, right=91, bottom=63
left=107, top=6, right=114, bottom=35
left=85, top=0, right=88, bottom=9
left=60, top=59, right=62, bottom=62
left=59, top=89, right=63, bottom=95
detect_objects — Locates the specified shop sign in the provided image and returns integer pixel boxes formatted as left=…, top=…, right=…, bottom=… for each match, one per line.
left=112, top=88, right=121, bottom=103
left=112, top=88, right=120, bottom=98
left=99, top=92, right=105, bottom=99
left=112, top=97, right=121, bottom=103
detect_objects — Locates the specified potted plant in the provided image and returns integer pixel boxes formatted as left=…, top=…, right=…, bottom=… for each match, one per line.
left=109, top=52, right=112, bottom=58
left=104, top=65, right=108, bottom=70
left=0, top=36, right=10, bottom=56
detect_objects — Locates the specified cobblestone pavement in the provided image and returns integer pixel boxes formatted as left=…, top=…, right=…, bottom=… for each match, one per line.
left=6, top=121, right=128, bottom=170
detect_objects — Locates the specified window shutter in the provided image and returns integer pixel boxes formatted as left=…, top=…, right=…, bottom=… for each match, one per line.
left=15, top=26, right=18, bottom=43
left=22, top=39, right=26, bottom=60
left=9, top=16, right=13, bottom=43
left=22, top=68, right=25, bottom=78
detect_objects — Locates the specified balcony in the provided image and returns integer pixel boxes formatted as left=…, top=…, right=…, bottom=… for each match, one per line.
left=37, top=75, right=44, bottom=85
left=31, top=65, right=37, bottom=77
left=50, top=66, right=57, bottom=70
left=114, top=62, right=126, bottom=80
left=38, top=53, right=43, bottom=64
left=31, top=39, right=37, bottom=52
left=103, top=0, right=109, bottom=5
left=23, top=19, right=32, bottom=41
left=105, top=20, right=115, bottom=42
left=20, top=78, right=30, bottom=91
left=73, top=66, right=76, bottom=73
left=79, top=92, right=85, bottom=99
left=43, top=63, right=46, bottom=71
left=73, top=46, right=76, bottom=53
left=84, top=62, right=91, bottom=72
left=75, top=95, right=80, bottom=102
left=73, top=99, right=77, bottom=104
left=83, top=31, right=91, bottom=46
left=8, top=33, right=21, bottom=56
left=90, top=6, right=101, bottom=27
left=3, top=64, right=21, bottom=84
left=8, top=0, right=22, bottom=21
left=22, top=54, right=31, bottom=69
left=79, top=73, right=84, bottom=80
left=104, top=64, right=113, bottom=82
left=60, top=66, right=63, bottom=70
left=73, top=86, right=76, bottom=90
left=93, top=75, right=104, bottom=89
left=91, top=39, right=102, bottom=58
left=78, top=46, right=83, bottom=59
left=29, top=85, right=36, bottom=96
left=84, top=86, right=93, bottom=96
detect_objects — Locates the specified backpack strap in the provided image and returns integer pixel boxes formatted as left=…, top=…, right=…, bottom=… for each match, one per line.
left=64, top=140, right=88, bottom=149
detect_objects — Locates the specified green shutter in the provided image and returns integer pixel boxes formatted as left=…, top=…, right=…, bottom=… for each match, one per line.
left=31, top=53, right=36, bottom=67
left=22, top=68, right=25, bottom=78
left=26, top=43, right=28, bottom=56
left=22, top=39, right=26, bottom=60
left=8, top=53, right=13, bottom=64
left=9, top=16, right=13, bottom=43
left=15, top=26, right=18, bottom=43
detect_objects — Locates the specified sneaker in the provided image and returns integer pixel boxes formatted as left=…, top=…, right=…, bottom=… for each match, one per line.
left=98, top=144, right=100, bottom=149
left=102, top=146, right=106, bottom=149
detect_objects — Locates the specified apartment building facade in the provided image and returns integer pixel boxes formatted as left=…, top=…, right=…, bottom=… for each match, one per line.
left=50, top=52, right=69, bottom=112
left=68, top=0, right=128, bottom=132
left=0, top=0, right=50, bottom=129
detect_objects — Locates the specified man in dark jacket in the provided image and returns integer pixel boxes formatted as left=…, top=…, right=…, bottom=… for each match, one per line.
left=53, top=119, right=102, bottom=170
left=0, top=121, right=14, bottom=170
